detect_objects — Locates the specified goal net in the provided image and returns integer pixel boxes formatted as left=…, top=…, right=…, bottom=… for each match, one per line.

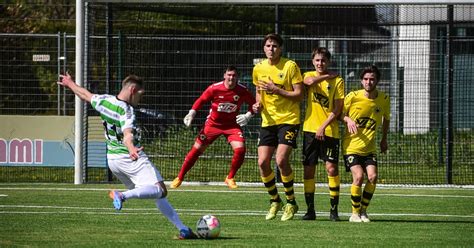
left=80, top=2, right=474, bottom=185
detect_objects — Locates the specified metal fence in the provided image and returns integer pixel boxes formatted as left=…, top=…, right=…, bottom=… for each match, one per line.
left=0, top=33, right=72, bottom=115
left=0, top=3, right=473, bottom=184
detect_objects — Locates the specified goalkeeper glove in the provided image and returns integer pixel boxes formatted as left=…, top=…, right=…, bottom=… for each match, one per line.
left=183, top=109, right=197, bottom=127
left=236, top=111, right=253, bottom=127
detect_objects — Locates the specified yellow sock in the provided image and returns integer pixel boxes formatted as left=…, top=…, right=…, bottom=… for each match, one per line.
left=351, top=184, right=362, bottom=214
left=281, top=172, right=295, bottom=202
left=304, top=178, right=315, bottom=194
left=304, top=178, right=315, bottom=210
left=362, top=182, right=376, bottom=211
left=328, top=175, right=340, bottom=208
left=261, top=171, right=280, bottom=201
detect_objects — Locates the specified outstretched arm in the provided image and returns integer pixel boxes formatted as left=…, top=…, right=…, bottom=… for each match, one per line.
left=183, top=87, right=212, bottom=127
left=57, top=72, right=93, bottom=103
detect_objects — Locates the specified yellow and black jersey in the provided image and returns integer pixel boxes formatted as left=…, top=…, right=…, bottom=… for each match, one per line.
left=302, top=71, right=344, bottom=138
left=342, top=89, right=390, bottom=155
left=252, top=57, right=303, bottom=127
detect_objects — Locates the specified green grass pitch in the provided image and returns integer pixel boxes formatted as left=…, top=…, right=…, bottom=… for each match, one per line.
left=0, top=183, right=473, bottom=247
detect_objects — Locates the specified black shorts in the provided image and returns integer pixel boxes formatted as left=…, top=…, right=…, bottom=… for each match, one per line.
left=258, top=124, right=299, bottom=148
left=302, top=132, right=339, bottom=165
left=343, top=154, right=377, bottom=172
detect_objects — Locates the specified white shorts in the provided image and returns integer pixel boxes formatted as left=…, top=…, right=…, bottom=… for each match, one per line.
left=107, top=154, right=163, bottom=190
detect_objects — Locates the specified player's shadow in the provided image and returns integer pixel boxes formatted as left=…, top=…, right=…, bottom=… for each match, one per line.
left=370, top=219, right=473, bottom=224
left=201, top=237, right=239, bottom=240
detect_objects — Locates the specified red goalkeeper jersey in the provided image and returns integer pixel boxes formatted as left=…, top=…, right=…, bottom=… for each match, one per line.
left=191, top=81, right=256, bottom=127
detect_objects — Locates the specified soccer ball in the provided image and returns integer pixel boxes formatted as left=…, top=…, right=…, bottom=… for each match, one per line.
left=196, top=215, right=221, bottom=239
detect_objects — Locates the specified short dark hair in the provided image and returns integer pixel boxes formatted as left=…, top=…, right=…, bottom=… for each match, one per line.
left=311, top=47, right=331, bottom=60
left=263, top=33, right=283, bottom=47
left=360, top=65, right=381, bottom=81
left=122, top=74, right=144, bottom=88
left=224, top=65, right=238, bottom=74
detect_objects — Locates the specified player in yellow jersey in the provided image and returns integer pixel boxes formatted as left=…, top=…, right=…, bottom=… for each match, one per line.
left=302, top=47, right=344, bottom=221
left=252, top=33, right=304, bottom=221
left=341, top=65, right=390, bottom=223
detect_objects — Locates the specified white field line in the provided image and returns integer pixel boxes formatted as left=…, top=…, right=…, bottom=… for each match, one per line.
left=1, top=182, right=473, bottom=189
left=0, top=187, right=473, bottom=198
left=0, top=194, right=7, bottom=197
left=0, top=205, right=472, bottom=218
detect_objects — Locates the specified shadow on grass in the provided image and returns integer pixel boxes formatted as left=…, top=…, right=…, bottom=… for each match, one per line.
left=200, top=236, right=240, bottom=240
left=367, top=219, right=474, bottom=224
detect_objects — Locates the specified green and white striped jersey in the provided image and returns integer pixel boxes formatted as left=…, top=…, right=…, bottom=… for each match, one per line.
left=91, top=94, right=141, bottom=160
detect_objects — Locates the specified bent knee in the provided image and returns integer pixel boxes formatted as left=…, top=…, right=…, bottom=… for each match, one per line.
left=157, top=182, right=168, bottom=198
left=234, top=146, right=246, bottom=154
left=326, top=166, right=339, bottom=176
left=258, top=158, right=270, bottom=169
left=367, top=174, right=378, bottom=184
left=352, top=173, right=365, bottom=185
left=275, top=157, right=288, bottom=168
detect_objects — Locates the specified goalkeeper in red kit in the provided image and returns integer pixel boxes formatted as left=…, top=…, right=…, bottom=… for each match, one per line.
left=171, top=66, right=257, bottom=189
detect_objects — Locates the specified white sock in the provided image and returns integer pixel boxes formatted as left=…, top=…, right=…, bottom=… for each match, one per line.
left=155, top=198, right=187, bottom=231
left=122, top=185, right=162, bottom=200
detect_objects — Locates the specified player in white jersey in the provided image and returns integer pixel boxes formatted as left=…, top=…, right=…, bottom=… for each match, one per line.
left=58, top=72, right=197, bottom=239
